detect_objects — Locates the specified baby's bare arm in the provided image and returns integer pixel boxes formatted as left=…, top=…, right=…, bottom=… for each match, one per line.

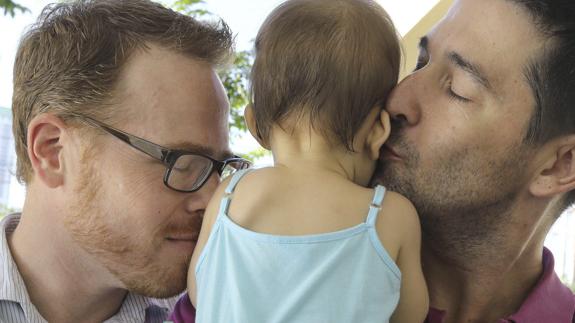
left=378, top=192, right=429, bottom=323
left=187, top=176, right=233, bottom=307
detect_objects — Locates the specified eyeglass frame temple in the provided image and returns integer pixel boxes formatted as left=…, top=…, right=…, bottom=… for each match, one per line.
left=79, top=115, right=252, bottom=191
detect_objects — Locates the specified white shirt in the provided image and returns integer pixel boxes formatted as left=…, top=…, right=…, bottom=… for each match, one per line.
left=0, top=214, right=178, bottom=323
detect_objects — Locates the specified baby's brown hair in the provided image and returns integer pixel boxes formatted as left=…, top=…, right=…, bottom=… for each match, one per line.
left=250, top=0, right=400, bottom=150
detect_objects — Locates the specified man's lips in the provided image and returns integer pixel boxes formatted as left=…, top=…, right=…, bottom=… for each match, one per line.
left=166, top=233, right=200, bottom=253
left=381, top=144, right=402, bottom=161
left=166, top=231, right=200, bottom=242
left=166, top=234, right=199, bottom=242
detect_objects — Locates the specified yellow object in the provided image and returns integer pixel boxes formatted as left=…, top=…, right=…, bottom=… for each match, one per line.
left=400, top=0, right=454, bottom=79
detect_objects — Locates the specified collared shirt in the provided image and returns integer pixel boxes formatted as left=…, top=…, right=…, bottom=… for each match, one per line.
left=426, top=247, right=575, bottom=323
left=0, top=214, right=179, bottom=323
left=168, top=248, right=575, bottom=323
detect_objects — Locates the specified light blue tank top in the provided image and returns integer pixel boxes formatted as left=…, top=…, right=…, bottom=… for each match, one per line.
left=195, top=169, right=401, bottom=323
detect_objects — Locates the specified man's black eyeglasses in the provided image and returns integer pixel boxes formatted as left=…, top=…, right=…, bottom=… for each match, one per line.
left=78, top=115, right=251, bottom=193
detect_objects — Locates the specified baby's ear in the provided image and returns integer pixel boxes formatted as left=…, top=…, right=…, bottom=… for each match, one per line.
left=244, top=104, right=270, bottom=150
left=367, top=109, right=391, bottom=161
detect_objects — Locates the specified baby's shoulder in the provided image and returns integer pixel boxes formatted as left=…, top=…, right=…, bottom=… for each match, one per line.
left=377, top=190, right=421, bottom=239
left=370, top=189, right=421, bottom=261
left=381, top=190, right=417, bottom=217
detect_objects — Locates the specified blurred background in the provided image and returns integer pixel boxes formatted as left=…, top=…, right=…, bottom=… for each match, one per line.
left=0, top=0, right=573, bottom=291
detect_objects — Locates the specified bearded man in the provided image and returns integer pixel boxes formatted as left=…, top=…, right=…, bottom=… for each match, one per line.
left=375, top=0, right=575, bottom=322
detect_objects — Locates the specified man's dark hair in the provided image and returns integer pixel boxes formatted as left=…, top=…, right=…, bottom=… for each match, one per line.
left=514, top=0, right=575, bottom=208
left=12, top=0, right=233, bottom=184
left=250, top=0, right=400, bottom=151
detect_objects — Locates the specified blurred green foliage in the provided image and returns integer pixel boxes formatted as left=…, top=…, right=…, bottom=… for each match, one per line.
left=221, top=50, right=251, bottom=134
left=171, top=0, right=209, bottom=17
left=0, top=0, right=28, bottom=17
left=170, top=0, right=251, bottom=133
left=170, top=0, right=267, bottom=161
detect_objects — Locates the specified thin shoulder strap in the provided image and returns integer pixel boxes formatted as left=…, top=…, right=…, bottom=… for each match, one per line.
left=219, top=168, right=251, bottom=216
left=366, top=185, right=386, bottom=227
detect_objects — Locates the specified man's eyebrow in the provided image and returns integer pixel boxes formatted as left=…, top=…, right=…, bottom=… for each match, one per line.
left=447, top=51, right=492, bottom=90
left=166, top=141, right=234, bottom=160
left=419, top=36, right=428, bottom=51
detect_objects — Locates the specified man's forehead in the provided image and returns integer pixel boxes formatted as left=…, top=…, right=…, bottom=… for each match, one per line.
left=428, top=0, right=545, bottom=83
left=110, top=45, right=231, bottom=159
left=114, top=45, right=228, bottom=112
left=436, top=0, right=544, bottom=52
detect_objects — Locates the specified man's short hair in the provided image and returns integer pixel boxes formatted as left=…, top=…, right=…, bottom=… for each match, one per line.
left=513, top=0, right=575, bottom=207
left=12, top=0, right=233, bottom=184
left=249, top=0, right=401, bottom=151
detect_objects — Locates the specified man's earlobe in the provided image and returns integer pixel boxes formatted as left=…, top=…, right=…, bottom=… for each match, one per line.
left=367, top=110, right=391, bottom=161
left=244, top=104, right=270, bottom=150
left=530, top=136, right=575, bottom=198
left=27, top=114, right=67, bottom=188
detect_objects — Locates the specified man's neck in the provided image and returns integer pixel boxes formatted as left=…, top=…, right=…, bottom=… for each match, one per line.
left=422, top=210, right=547, bottom=323
left=7, top=208, right=128, bottom=323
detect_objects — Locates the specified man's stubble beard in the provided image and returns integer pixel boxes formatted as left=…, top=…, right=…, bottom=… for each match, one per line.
left=63, top=147, right=189, bottom=298
left=376, top=131, right=531, bottom=263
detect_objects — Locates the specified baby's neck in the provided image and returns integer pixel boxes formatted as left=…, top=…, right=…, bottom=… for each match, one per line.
left=269, top=128, right=364, bottom=185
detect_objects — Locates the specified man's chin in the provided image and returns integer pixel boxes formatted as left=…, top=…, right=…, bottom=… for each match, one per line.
left=118, top=261, right=188, bottom=298
left=372, top=168, right=414, bottom=199
left=370, top=159, right=400, bottom=187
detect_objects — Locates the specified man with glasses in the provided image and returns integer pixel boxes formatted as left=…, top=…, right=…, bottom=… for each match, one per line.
left=2, top=0, right=248, bottom=322
left=78, top=116, right=249, bottom=193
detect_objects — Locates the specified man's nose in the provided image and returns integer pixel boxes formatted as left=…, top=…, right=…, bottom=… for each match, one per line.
left=386, top=73, right=423, bottom=127
left=184, top=172, right=220, bottom=215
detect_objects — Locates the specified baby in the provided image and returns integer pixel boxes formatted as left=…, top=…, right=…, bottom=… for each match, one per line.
left=172, top=0, right=429, bottom=322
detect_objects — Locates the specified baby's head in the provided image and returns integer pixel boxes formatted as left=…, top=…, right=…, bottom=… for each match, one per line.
left=248, top=0, right=400, bottom=154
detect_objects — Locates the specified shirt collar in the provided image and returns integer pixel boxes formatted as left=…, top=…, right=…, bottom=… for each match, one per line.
left=0, top=213, right=46, bottom=321
left=506, top=247, right=575, bottom=323
left=426, top=247, right=575, bottom=323
left=0, top=214, right=33, bottom=305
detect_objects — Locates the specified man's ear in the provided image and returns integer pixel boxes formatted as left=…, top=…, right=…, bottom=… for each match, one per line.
left=366, top=109, right=391, bottom=161
left=27, top=113, right=68, bottom=188
left=244, top=104, right=270, bottom=150
left=530, top=135, right=575, bottom=198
